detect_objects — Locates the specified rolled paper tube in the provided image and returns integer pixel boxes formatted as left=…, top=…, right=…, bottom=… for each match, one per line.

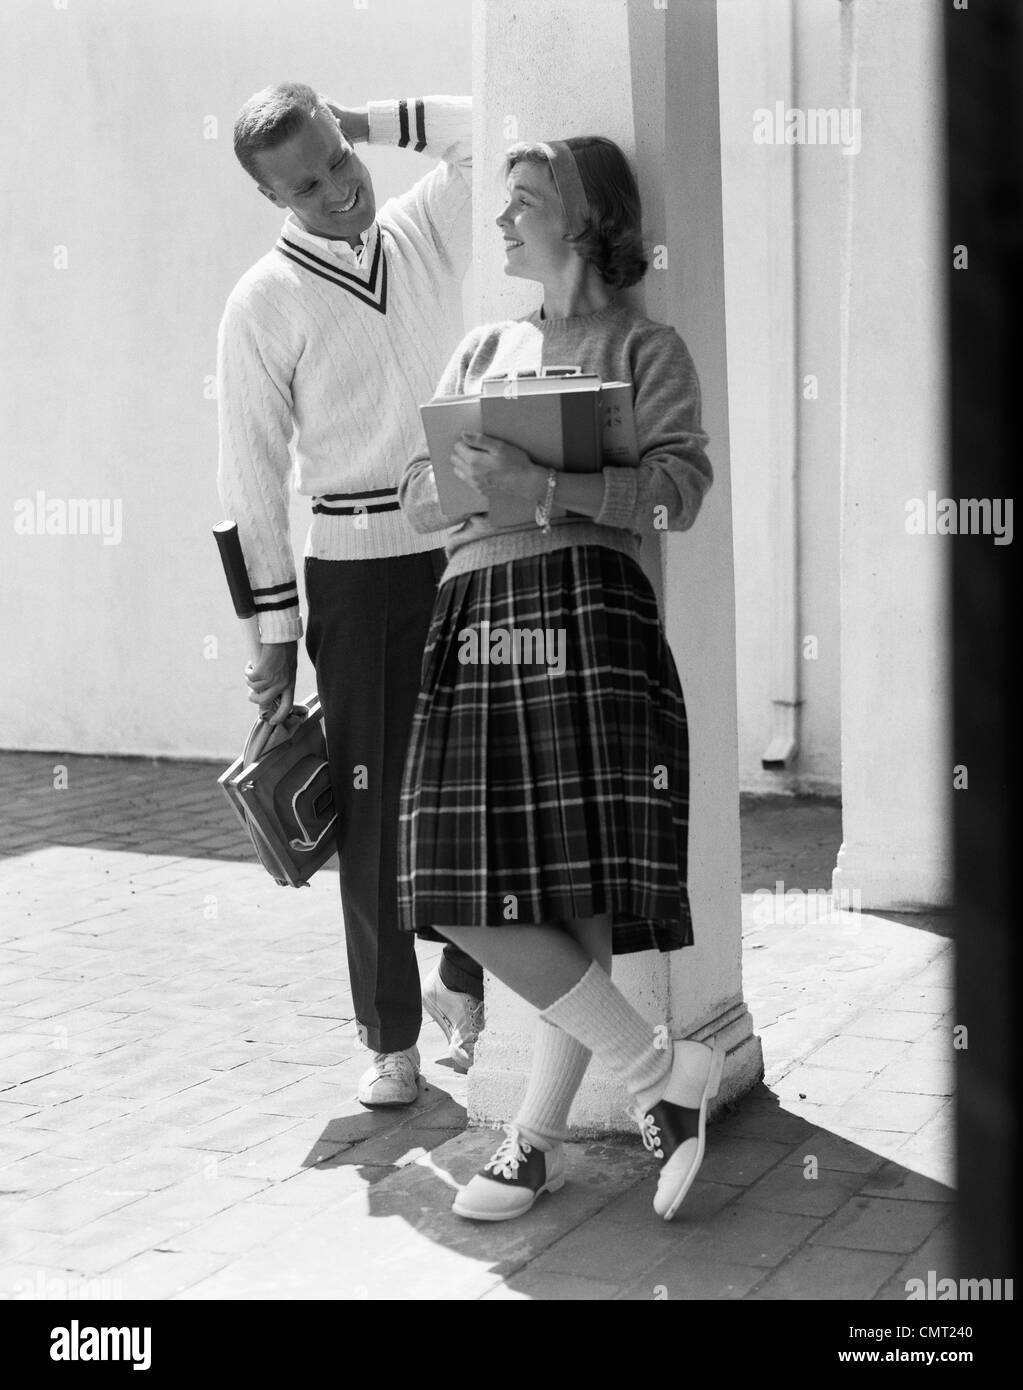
left=213, top=521, right=257, bottom=618
left=213, top=520, right=263, bottom=665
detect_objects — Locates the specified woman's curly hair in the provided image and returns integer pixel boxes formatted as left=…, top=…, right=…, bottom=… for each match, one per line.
left=504, top=135, right=648, bottom=289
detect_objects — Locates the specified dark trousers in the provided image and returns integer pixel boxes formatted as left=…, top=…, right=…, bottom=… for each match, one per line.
left=304, top=548, right=484, bottom=1053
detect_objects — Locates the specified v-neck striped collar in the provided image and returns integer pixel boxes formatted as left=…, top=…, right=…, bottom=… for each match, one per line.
left=275, top=218, right=388, bottom=315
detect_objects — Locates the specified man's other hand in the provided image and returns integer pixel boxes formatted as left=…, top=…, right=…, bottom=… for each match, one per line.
left=245, top=640, right=298, bottom=725
left=325, top=103, right=370, bottom=144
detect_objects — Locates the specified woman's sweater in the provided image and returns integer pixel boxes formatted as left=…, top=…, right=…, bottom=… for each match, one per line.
left=398, top=301, right=713, bottom=582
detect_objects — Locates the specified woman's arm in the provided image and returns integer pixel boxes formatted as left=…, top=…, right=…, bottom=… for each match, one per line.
left=450, top=435, right=607, bottom=517
left=448, top=328, right=710, bottom=527
left=399, top=446, right=456, bottom=534
left=399, top=329, right=487, bottom=533
left=593, top=328, right=712, bottom=534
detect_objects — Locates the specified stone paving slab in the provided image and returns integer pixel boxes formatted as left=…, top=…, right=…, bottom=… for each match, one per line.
left=749, top=1246, right=905, bottom=1301
left=0, top=754, right=958, bottom=1300
left=617, top=1248, right=765, bottom=1301
left=808, top=1196, right=949, bottom=1255
left=740, top=1163, right=865, bottom=1218
left=481, top=1270, right=622, bottom=1299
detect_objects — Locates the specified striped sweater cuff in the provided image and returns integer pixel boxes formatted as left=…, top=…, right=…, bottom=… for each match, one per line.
left=251, top=579, right=302, bottom=644
left=367, top=96, right=471, bottom=161
left=368, top=98, right=428, bottom=152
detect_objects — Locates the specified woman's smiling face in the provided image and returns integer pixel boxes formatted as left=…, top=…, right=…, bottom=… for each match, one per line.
left=496, top=161, right=576, bottom=282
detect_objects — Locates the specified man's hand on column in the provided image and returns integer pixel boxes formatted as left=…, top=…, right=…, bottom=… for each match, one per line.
left=326, top=103, right=370, bottom=144
left=246, top=640, right=298, bottom=725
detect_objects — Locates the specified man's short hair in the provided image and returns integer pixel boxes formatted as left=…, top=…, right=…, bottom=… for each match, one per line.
left=505, top=136, right=648, bottom=290
left=233, top=82, right=331, bottom=185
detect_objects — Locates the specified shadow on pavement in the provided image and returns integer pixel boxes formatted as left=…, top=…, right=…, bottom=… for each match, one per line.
left=277, top=1082, right=956, bottom=1301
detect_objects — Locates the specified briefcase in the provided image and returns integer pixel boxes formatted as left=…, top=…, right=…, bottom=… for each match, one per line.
left=218, top=696, right=337, bottom=888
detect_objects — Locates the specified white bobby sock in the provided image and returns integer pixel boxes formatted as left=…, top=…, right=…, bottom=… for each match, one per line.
left=512, top=1017, right=592, bottom=1151
left=540, top=960, right=671, bottom=1114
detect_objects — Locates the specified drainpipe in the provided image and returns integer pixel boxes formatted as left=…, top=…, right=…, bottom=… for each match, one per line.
left=761, top=0, right=802, bottom=771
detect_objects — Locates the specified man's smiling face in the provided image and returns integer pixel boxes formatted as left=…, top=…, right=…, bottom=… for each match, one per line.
left=254, top=109, right=376, bottom=244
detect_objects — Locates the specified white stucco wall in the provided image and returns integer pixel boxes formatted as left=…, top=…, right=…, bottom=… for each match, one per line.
left=719, top=0, right=844, bottom=795
left=4, top=0, right=849, bottom=798
left=1, top=0, right=472, bottom=758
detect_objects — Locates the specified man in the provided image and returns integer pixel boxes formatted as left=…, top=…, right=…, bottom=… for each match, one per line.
left=217, top=83, right=483, bottom=1104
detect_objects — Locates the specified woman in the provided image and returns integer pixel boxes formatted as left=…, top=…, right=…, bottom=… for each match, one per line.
left=397, top=136, right=721, bottom=1223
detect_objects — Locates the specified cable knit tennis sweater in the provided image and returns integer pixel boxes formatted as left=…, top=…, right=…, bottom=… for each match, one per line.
left=216, top=96, right=471, bottom=643
left=399, top=301, right=713, bottom=582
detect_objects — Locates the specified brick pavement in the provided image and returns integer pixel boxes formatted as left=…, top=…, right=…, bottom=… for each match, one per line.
left=0, top=753, right=956, bottom=1300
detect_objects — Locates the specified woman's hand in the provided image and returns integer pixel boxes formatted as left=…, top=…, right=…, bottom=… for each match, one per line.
left=451, top=433, right=548, bottom=504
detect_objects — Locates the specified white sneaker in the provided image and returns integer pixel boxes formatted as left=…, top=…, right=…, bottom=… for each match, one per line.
left=357, top=1046, right=421, bottom=1107
left=452, top=1124, right=565, bottom=1221
left=422, top=965, right=484, bottom=1072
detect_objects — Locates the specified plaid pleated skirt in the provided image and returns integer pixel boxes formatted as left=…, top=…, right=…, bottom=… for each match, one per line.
left=397, top=544, right=694, bottom=954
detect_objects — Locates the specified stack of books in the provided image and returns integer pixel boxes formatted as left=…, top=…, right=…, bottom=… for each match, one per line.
left=419, top=368, right=639, bottom=524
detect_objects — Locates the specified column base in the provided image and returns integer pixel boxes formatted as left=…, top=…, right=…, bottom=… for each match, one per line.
left=467, top=996, right=763, bottom=1138
left=833, top=841, right=954, bottom=911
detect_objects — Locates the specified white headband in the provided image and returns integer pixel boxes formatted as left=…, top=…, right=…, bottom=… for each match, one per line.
left=508, top=140, right=589, bottom=237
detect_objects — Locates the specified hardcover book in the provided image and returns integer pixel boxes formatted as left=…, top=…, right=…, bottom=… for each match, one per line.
left=419, top=369, right=639, bottom=524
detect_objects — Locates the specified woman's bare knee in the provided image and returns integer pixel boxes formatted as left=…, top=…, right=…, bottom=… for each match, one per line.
left=560, top=913, right=613, bottom=972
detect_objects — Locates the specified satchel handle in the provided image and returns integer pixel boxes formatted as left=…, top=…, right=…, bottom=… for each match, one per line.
left=243, top=704, right=310, bottom=766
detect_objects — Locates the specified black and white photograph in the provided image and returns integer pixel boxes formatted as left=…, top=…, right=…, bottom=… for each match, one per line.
left=0, top=0, right=1017, bottom=1354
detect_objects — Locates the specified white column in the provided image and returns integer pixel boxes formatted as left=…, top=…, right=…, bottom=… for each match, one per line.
left=468, top=0, right=761, bottom=1133
left=832, top=0, right=953, bottom=910
left=662, top=0, right=761, bottom=1111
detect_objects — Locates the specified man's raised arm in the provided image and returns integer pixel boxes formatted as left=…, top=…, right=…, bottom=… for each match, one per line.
left=328, top=95, right=473, bottom=271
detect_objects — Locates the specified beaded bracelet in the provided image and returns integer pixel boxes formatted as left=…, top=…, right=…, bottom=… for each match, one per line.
left=535, top=470, right=558, bottom=535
